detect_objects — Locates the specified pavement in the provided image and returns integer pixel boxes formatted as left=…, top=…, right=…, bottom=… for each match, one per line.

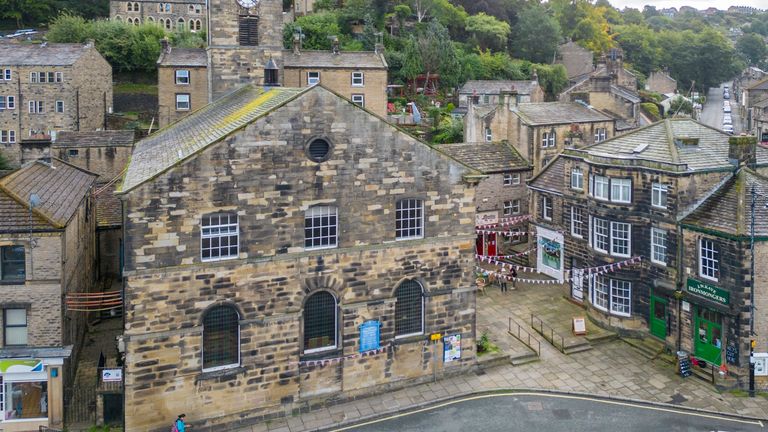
left=233, top=278, right=768, bottom=432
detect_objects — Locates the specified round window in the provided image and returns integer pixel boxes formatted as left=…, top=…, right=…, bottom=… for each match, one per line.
left=306, top=138, right=332, bottom=162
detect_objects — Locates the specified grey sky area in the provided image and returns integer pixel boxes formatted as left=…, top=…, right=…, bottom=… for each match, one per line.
left=607, top=0, right=765, bottom=10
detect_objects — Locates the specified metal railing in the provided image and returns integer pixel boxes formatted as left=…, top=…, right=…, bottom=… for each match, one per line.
left=530, top=313, right=565, bottom=353
left=508, top=317, right=541, bottom=356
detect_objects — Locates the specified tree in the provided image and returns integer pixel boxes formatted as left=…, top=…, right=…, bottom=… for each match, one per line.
left=571, top=6, right=615, bottom=53
left=736, top=33, right=768, bottom=67
left=621, top=8, right=644, bottom=25
left=283, top=12, right=342, bottom=50
left=614, top=24, right=660, bottom=75
left=401, top=20, right=461, bottom=90
left=668, top=96, right=693, bottom=116
left=511, top=5, right=562, bottom=64
left=464, top=12, right=510, bottom=52
left=0, top=0, right=55, bottom=27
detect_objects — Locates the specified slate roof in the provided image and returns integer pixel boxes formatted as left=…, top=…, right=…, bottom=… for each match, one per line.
left=95, top=184, right=122, bottom=228
left=682, top=168, right=768, bottom=237
left=747, top=77, right=768, bottom=91
left=459, top=80, right=538, bottom=96
left=282, top=50, right=387, bottom=69
left=611, top=84, right=641, bottom=103
left=581, top=118, right=768, bottom=172
left=527, top=155, right=566, bottom=195
left=54, top=130, right=135, bottom=148
left=0, top=43, right=93, bottom=66
left=120, top=85, right=308, bottom=193
left=435, top=142, right=530, bottom=174
left=0, top=159, right=97, bottom=230
left=513, top=102, right=614, bottom=126
left=157, top=47, right=207, bottom=67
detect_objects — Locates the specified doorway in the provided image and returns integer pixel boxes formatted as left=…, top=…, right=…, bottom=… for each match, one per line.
left=694, top=307, right=722, bottom=366
left=649, top=294, right=667, bottom=340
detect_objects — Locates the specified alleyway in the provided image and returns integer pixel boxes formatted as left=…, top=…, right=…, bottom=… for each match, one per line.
left=234, top=278, right=768, bottom=432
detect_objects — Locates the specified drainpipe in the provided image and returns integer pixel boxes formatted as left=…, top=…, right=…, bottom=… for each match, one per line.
left=676, top=222, right=684, bottom=352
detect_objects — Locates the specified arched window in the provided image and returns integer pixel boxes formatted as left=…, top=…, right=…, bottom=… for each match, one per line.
left=395, top=280, right=424, bottom=337
left=165, top=18, right=172, bottom=30
left=195, top=19, right=202, bottom=31
left=147, top=16, right=155, bottom=23
left=126, top=2, right=132, bottom=11
left=303, top=291, right=337, bottom=353
left=202, top=305, right=240, bottom=370
left=114, top=15, right=122, bottom=21
left=133, top=17, right=140, bottom=25
left=177, top=18, right=185, bottom=30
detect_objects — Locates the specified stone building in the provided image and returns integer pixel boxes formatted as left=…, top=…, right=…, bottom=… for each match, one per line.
left=110, top=0, right=206, bottom=31
left=743, top=78, right=768, bottom=132
left=465, top=96, right=615, bottom=174
left=555, top=41, right=594, bottom=81
left=436, top=142, right=532, bottom=256
left=156, top=44, right=208, bottom=128
left=116, top=85, right=477, bottom=431
left=456, top=78, right=545, bottom=111
left=646, top=70, right=677, bottom=95
left=527, top=119, right=768, bottom=384
left=559, top=72, right=641, bottom=129
left=0, top=158, right=97, bottom=431
left=0, top=42, right=113, bottom=167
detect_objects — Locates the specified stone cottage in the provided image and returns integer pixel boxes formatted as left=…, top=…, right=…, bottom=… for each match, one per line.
left=116, top=84, right=477, bottom=431
left=110, top=0, right=206, bottom=31
left=0, top=158, right=98, bottom=431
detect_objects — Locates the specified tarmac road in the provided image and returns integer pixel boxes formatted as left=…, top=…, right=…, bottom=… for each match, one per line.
left=699, top=82, right=743, bottom=134
left=335, top=393, right=765, bottom=432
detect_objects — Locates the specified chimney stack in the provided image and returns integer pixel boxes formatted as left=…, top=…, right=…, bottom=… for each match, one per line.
left=292, top=33, right=301, bottom=55
left=729, top=135, right=757, bottom=168
left=160, top=37, right=170, bottom=54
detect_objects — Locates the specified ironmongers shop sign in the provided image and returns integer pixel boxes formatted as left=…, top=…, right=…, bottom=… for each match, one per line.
left=687, top=278, right=729, bottom=305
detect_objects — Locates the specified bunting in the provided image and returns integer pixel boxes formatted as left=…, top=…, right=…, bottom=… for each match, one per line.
left=475, top=256, right=643, bottom=280
left=475, top=214, right=532, bottom=230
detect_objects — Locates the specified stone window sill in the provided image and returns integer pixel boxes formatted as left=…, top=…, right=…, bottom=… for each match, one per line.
left=393, top=334, right=426, bottom=346
left=300, top=348, right=343, bottom=362
left=196, top=366, right=245, bottom=383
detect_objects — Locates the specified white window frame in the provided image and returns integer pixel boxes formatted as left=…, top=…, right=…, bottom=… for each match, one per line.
left=395, top=199, right=424, bottom=240
left=1, top=130, right=16, bottom=144
left=28, top=100, right=43, bottom=114
left=699, top=238, right=719, bottom=281
left=29, top=72, right=37, bottom=83
left=542, top=131, right=556, bottom=148
left=3, top=308, right=28, bottom=346
left=592, top=276, right=609, bottom=312
left=503, top=199, right=520, bottom=216
left=593, top=175, right=609, bottom=200
left=351, top=94, right=365, bottom=107
left=609, top=279, right=631, bottom=317
left=484, top=128, right=492, bottom=142
left=541, top=196, right=552, bottom=221
left=3, top=377, right=49, bottom=422
left=200, top=213, right=239, bottom=262
left=175, top=94, right=190, bottom=111
left=351, top=71, right=364, bottom=87
left=175, top=69, right=190, bottom=85
left=594, top=127, right=607, bottom=142
left=571, top=168, right=583, bottom=190
left=610, top=221, right=631, bottom=257
left=610, top=178, right=632, bottom=203
left=3, top=69, right=10, bottom=80
left=307, top=71, right=320, bottom=86
left=304, top=206, right=338, bottom=250
left=55, top=100, right=64, bottom=113
left=652, top=183, right=668, bottom=209
left=571, top=206, right=584, bottom=238
left=651, top=228, right=666, bottom=265
left=592, top=217, right=609, bottom=253
left=6, top=96, right=14, bottom=109
left=55, top=72, right=63, bottom=83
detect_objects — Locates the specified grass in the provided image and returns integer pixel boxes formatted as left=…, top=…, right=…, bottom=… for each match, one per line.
left=113, top=82, right=158, bottom=95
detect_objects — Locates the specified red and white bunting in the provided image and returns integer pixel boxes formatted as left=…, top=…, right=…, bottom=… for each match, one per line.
left=475, top=214, right=532, bottom=230
left=475, top=256, right=643, bottom=278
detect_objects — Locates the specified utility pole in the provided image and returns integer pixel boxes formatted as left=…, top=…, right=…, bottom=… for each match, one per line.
left=749, top=185, right=756, bottom=397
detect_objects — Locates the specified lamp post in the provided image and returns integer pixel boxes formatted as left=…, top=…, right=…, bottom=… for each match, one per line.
left=28, top=193, right=41, bottom=279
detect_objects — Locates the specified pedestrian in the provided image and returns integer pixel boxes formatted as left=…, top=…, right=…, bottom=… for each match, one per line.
left=172, top=414, right=188, bottom=432
left=510, top=268, right=518, bottom=290
left=499, top=271, right=508, bottom=293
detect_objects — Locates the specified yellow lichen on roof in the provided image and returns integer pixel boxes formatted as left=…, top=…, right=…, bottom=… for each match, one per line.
left=218, top=88, right=276, bottom=128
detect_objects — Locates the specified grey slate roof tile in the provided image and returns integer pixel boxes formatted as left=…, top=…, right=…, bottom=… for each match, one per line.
left=0, top=43, right=92, bottom=66
left=157, top=48, right=207, bottom=67
left=435, top=142, right=530, bottom=173
left=54, top=130, right=135, bottom=148
left=282, top=50, right=387, bottom=69
left=514, top=102, right=614, bottom=126
left=528, top=156, right=566, bottom=194
left=459, top=80, right=539, bottom=96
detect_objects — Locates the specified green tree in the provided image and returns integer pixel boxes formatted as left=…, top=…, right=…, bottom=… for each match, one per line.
left=283, top=12, right=342, bottom=50
left=668, top=96, right=692, bottom=116
left=432, top=115, right=463, bottom=143
left=401, top=20, right=461, bottom=90
left=736, top=33, right=768, bottom=67
left=0, top=0, right=55, bottom=27
left=46, top=12, right=91, bottom=42
left=464, top=12, right=510, bottom=51
left=614, top=24, right=659, bottom=75
left=621, top=8, right=644, bottom=25
left=511, top=5, right=562, bottom=64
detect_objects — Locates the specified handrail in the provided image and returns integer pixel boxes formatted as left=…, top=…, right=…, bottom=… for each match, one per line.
left=508, top=317, right=541, bottom=356
left=530, top=313, right=566, bottom=353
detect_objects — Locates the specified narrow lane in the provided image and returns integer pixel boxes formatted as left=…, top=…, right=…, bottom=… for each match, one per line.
left=699, top=82, right=743, bottom=134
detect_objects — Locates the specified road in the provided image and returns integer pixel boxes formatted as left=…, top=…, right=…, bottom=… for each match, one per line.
left=699, top=82, right=744, bottom=134
left=336, top=393, right=765, bottom=432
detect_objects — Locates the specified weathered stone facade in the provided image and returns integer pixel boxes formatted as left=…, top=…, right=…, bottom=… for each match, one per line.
left=646, top=71, right=678, bottom=95
left=118, top=85, right=477, bottom=431
left=53, top=130, right=135, bottom=181
left=110, top=0, right=206, bottom=31
left=0, top=42, right=113, bottom=167
left=156, top=46, right=209, bottom=128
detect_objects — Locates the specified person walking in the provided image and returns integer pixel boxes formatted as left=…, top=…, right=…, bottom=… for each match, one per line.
left=499, top=270, right=508, bottom=293
left=510, top=267, right=518, bottom=290
left=172, top=414, right=188, bottom=432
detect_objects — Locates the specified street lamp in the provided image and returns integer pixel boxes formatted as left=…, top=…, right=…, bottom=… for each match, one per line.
left=28, top=193, right=41, bottom=279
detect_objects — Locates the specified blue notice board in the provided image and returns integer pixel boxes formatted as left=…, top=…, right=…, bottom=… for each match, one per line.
left=359, top=320, right=381, bottom=352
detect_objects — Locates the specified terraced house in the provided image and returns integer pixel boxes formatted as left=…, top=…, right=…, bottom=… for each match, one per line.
left=527, top=119, right=768, bottom=385
left=110, top=0, right=206, bottom=31
left=117, top=85, right=477, bottom=431
left=0, top=42, right=113, bottom=167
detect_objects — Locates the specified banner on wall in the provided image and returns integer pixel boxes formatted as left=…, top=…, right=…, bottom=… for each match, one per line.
left=359, top=320, right=381, bottom=353
left=443, top=334, right=461, bottom=363
left=536, top=226, right=564, bottom=282
left=0, top=359, right=43, bottom=374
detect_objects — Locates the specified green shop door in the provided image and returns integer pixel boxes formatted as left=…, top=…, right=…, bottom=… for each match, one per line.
left=649, top=295, right=667, bottom=340
left=694, top=307, right=722, bottom=366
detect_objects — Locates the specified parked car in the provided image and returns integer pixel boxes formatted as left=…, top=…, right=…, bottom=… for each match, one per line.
left=723, top=115, right=733, bottom=125
left=723, top=124, right=734, bottom=134
left=724, top=105, right=732, bottom=113
left=724, top=91, right=730, bottom=100
left=6, top=29, right=37, bottom=38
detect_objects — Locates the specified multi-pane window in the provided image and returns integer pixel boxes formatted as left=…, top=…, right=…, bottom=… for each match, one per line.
left=593, top=175, right=609, bottom=200
left=610, top=178, right=631, bottom=203
left=202, top=305, right=240, bottom=371
left=571, top=169, right=583, bottom=190
left=175, top=70, right=190, bottom=85
left=175, top=94, right=190, bottom=111
left=594, top=128, right=607, bottom=142
left=503, top=199, right=520, bottom=216
left=177, top=18, right=185, bottom=30
left=351, top=72, right=364, bottom=86
left=503, top=173, right=521, bottom=186
left=610, top=279, right=631, bottom=316
left=652, top=183, right=668, bottom=209
left=395, top=199, right=423, bottom=240
left=699, top=238, right=719, bottom=281
left=30, top=72, right=37, bottom=83
left=651, top=228, right=666, bottom=265
left=0, top=96, right=14, bottom=110
left=158, top=2, right=172, bottom=12
left=28, top=101, right=44, bottom=114
left=303, top=291, right=337, bottom=353
left=542, top=132, right=556, bottom=148
left=484, top=128, right=492, bottom=142
left=55, top=72, right=63, bottom=83
left=571, top=206, right=585, bottom=238
left=304, top=206, right=338, bottom=250
left=610, top=222, right=631, bottom=257
left=3, top=69, right=10, bottom=80
left=55, top=100, right=64, bottom=113
left=201, top=213, right=238, bottom=261
left=592, top=217, right=609, bottom=253
left=307, top=71, right=320, bottom=86
left=0, top=130, right=16, bottom=144
left=0, top=246, right=25, bottom=281
left=541, top=196, right=553, bottom=220
left=351, top=94, right=364, bottom=107
left=593, top=276, right=609, bottom=311
left=3, top=309, right=27, bottom=346
left=395, top=280, right=424, bottom=337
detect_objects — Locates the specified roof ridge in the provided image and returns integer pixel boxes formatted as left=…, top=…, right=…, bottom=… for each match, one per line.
left=663, top=119, right=680, bottom=164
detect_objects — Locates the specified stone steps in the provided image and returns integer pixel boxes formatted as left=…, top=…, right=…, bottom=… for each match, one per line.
left=510, top=351, right=540, bottom=366
left=585, top=332, right=618, bottom=345
left=622, top=337, right=665, bottom=360
left=563, top=342, right=593, bottom=355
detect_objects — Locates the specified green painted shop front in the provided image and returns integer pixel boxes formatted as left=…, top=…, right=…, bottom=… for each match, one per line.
left=649, top=294, right=667, bottom=340
left=687, top=278, right=729, bottom=366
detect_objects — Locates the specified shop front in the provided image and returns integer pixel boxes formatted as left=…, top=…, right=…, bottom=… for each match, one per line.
left=0, top=350, right=68, bottom=432
left=685, top=278, right=730, bottom=367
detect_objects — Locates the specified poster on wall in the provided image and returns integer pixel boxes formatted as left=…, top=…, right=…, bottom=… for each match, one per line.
left=443, top=334, right=461, bottom=363
left=359, top=320, right=381, bottom=353
left=536, top=226, right=564, bottom=282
